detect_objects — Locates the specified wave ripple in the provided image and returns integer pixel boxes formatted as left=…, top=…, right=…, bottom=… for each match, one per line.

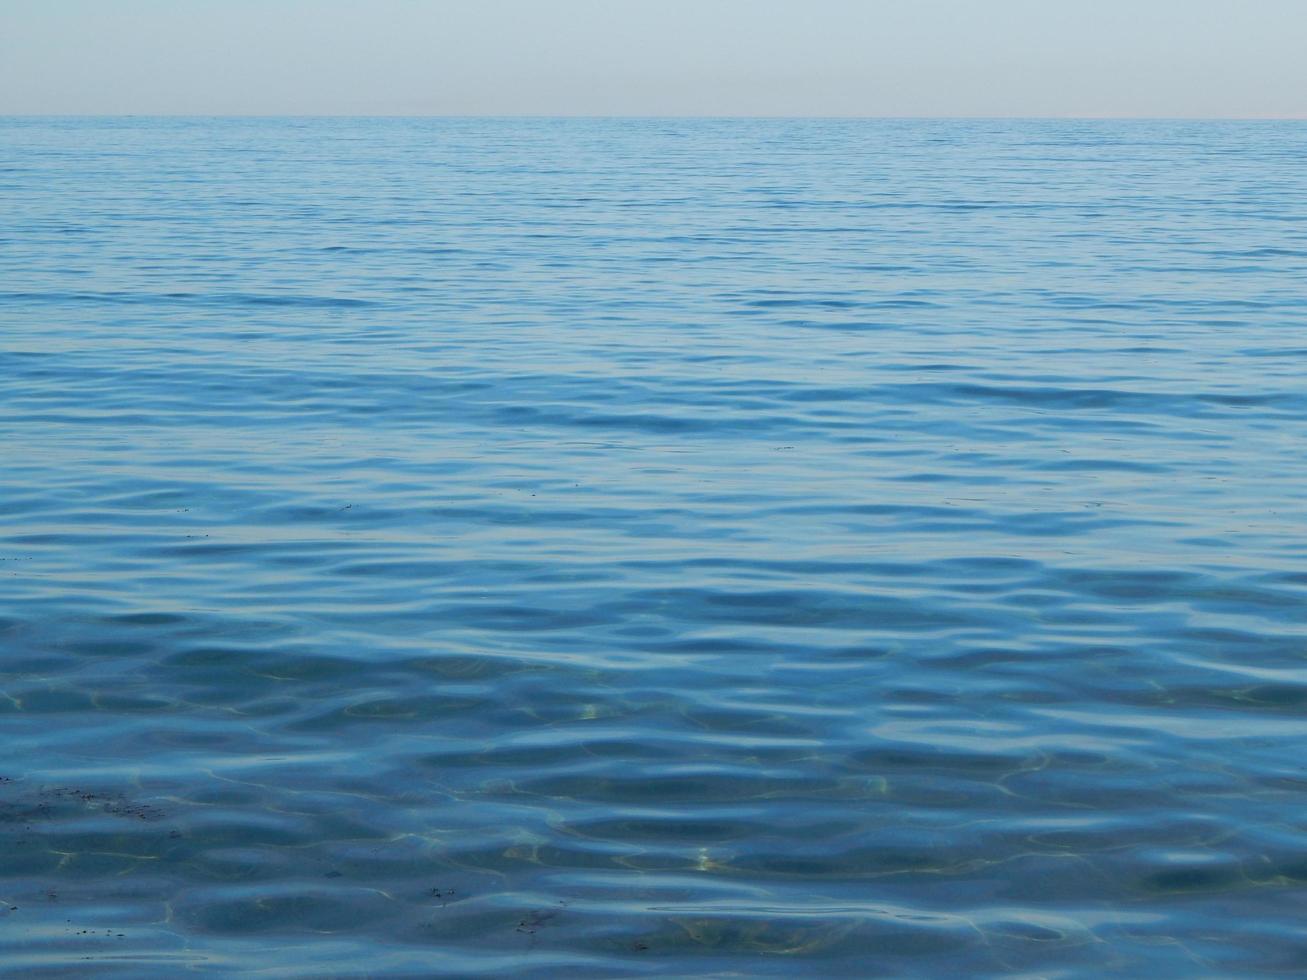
left=3, top=117, right=1307, bottom=976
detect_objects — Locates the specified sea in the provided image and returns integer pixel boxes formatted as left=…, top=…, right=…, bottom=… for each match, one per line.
left=3, top=116, right=1307, bottom=977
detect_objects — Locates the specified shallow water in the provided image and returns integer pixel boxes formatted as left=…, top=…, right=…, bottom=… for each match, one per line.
left=2, top=117, right=1307, bottom=976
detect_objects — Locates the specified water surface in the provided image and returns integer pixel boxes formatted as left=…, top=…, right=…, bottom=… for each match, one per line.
left=3, top=117, right=1307, bottom=976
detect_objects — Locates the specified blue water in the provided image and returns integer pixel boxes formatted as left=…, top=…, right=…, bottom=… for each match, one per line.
left=2, top=117, right=1307, bottom=976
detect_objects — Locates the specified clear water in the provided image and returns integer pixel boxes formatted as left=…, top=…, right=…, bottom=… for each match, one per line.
left=3, top=117, right=1307, bottom=977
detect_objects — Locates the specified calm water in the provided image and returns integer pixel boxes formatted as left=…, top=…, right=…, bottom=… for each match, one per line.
left=3, top=117, right=1307, bottom=976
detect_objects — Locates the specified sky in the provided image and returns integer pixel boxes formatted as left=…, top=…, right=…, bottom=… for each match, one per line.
left=2, top=0, right=1304, bottom=117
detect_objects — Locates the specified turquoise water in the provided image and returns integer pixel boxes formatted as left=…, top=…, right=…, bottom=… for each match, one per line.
left=2, top=117, right=1307, bottom=976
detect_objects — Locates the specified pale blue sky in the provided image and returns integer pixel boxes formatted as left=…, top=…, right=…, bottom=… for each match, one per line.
left=2, top=0, right=1304, bottom=117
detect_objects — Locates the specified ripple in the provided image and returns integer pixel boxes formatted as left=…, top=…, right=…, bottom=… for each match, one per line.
left=3, top=116, right=1307, bottom=975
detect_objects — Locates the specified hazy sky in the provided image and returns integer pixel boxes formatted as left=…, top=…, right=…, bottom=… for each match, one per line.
left=2, top=0, right=1304, bottom=117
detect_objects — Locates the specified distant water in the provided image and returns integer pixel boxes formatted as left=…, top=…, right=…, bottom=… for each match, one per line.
left=3, top=117, right=1307, bottom=977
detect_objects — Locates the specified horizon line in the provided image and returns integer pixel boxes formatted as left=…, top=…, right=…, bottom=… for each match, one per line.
left=3, top=112, right=1304, bottom=122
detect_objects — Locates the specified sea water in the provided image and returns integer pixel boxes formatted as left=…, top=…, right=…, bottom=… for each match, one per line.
left=3, top=117, right=1307, bottom=976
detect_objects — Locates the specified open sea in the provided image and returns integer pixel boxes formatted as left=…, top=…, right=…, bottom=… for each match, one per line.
left=3, top=117, right=1307, bottom=977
